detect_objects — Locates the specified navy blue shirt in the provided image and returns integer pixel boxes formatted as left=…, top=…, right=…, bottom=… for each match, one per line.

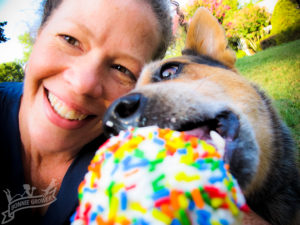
left=0, top=82, right=106, bottom=225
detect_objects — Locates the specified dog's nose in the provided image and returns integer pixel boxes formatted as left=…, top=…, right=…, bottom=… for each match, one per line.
left=102, top=93, right=148, bottom=137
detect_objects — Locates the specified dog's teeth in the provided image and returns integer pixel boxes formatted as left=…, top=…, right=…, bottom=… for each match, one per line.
left=171, top=117, right=176, bottom=123
left=210, top=130, right=225, bottom=157
left=106, top=120, right=114, bottom=127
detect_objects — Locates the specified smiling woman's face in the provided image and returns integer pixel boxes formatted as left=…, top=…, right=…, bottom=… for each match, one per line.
left=20, top=0, right=160, bottom=153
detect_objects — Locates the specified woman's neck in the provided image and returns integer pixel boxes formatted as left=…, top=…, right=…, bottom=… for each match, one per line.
left=21, top=144, right=74, bottom=188
left=21, top=146, right=74, bottom=216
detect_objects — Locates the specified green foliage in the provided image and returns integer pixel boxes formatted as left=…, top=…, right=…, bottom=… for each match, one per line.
left=165, top=26, right=186, bottom=58
left=0, top=62, right=24, bottom=82
left=183, top=0, right=202, bottom=21
left=177, top=1, right=270, bottom=55
left=227, top=36, right=239, bottom=51
left=18, top=32, right=34, bottom=63
left=183, top=0, right=235, bottom=24
left=260, top=0, right=300, bottom=47
left=236, top=39, right=300, bottom=151
left=0, top=21, right=9, bottom=43
left=260, top=25, right=300, bottom=49
left=224, top=5, right=271, bottom=52
left=236, top=50, right=246, bottom=58
left=271, top=0, right=300, bottom=35
left=223, top=0, right=239, bottom=11
left=259, top=35, right=277, bottom=49
left=173, top=0, right=238, bottom=57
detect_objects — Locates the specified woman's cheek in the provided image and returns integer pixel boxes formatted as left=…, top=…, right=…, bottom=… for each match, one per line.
left=26, top=41, right=67, bottom=82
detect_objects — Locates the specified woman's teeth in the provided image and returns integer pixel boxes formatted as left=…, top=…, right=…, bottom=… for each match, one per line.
left=48, top=92, right=88, bottom=121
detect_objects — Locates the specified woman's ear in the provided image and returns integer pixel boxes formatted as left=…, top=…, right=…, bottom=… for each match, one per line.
left=184, top=7, right=236, bottom=69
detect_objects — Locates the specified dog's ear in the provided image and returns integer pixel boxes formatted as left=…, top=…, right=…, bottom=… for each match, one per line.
left=184, top=7, right=236, bottom=69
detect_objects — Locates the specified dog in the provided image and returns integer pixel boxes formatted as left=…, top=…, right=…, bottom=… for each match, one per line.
left=102, top=7, right=300, bottom=225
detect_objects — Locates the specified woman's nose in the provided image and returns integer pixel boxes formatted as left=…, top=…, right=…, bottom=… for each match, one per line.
left=63, top=58, right=103, bottom=98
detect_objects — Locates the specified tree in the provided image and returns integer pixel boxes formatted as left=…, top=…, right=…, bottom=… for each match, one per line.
left=183, top=0, right=236, bottom=24
left=165, top=26, right=187, bottom=58
left=18, top=32, right=34, bottom=63
left=270, top=0, right=300, bottom=43
left=0, top=62, right=24, bottom=82
left=165, top=0, right=238, bottom=58
left=165, top=1, right=188, bottom=58
left=0, top=21, right=9, bottom=43
left=224, top=5, right=271, bottom=52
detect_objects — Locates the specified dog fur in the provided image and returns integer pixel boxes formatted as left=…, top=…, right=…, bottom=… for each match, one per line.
left=103, top=8, right=300, bottom=225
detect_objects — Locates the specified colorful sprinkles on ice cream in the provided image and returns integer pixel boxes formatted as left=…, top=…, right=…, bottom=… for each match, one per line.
left=71, top=126, right=249, bottom=225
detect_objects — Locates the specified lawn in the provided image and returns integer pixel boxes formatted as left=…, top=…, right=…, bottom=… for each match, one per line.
left=235, top=39, right=300, bottom=152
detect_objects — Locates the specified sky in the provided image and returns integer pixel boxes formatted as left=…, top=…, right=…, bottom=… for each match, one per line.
left=0, top=0, right=274, bottom=64
left=0, top=0, right=42, bottom=63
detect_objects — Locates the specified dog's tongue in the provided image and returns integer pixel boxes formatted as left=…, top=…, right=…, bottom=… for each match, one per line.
left=184, top=127, right=225, bottom=158
left=184, top=126, right=211, bottom=140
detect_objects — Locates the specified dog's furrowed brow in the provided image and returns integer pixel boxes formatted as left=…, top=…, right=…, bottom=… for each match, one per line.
left=182, top=49, right=229, bottom=70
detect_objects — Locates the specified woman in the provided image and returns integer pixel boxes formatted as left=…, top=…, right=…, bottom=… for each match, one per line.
left=0, top=0, right=173, bottom=224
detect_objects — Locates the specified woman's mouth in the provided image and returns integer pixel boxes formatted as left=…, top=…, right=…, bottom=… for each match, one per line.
left=47, top=91, right=88, bottom=121
left=44, top=88, right=95, bottom=129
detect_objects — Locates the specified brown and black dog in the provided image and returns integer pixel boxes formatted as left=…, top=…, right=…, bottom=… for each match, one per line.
left=103, top=7, right=300, bottom=225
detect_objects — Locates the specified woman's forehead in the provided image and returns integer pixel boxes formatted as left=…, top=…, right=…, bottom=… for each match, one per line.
left=45, top=0, right=161, bottom=61
left=51, top=0, right=158, bottom=27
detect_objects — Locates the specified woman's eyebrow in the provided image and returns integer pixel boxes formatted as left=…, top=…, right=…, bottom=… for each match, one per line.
left=62, top=18, right=95, bottom=39
left=115, top=52, right=143, bottom=67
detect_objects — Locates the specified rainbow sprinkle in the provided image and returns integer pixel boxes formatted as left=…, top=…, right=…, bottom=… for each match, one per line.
left=71, top=126, right=249, bottom=225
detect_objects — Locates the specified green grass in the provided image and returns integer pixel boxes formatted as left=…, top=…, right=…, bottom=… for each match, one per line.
left=236, top=39, right=300, bottom=152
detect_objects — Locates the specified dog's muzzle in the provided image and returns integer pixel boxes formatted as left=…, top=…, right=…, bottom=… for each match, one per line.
left=102, top=92, right=240, bottom=144
left=103, top=93, right=148, bottom=137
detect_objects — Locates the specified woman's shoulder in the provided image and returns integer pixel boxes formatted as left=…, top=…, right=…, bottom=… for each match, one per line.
left=0, top=82, right=23, bottom=98
left=0, top=82, right=23, bottom=108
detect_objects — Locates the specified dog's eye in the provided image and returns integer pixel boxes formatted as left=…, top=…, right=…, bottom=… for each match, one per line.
left=152, top=63, right=182, bottom=82
left=161, top=65, right=178, bottom=79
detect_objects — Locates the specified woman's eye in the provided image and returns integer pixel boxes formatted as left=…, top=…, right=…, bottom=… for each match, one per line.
left=112, top=64, right=137, bottom=82
left=60, top=35, right=80, bottom=47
